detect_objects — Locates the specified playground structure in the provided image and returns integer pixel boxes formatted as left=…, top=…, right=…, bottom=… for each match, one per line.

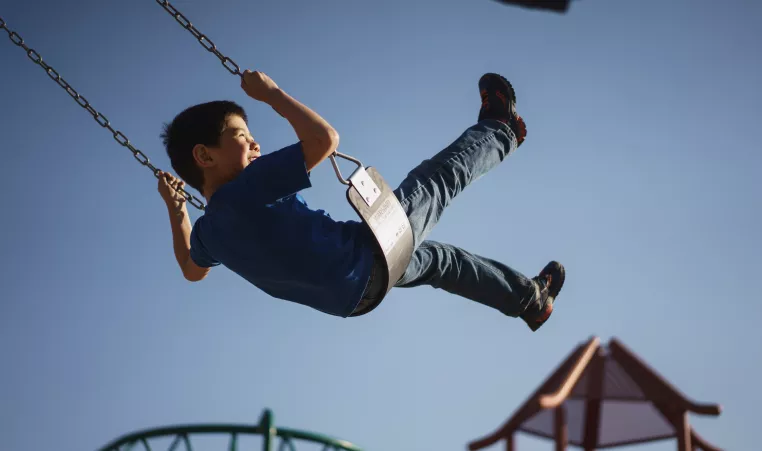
left=96, top=336, right=722, bottom=451
left=97, top=409, right=363, bottom=451
left=468, top=337, right=723, bottom=451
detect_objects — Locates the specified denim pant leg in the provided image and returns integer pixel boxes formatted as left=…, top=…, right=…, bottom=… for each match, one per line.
left=396, top=240, right=536, bottom=316
left=392, top=120, right=537, bottom=316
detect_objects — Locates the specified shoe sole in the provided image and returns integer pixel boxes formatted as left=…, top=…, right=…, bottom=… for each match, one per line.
left=480, top=73, right=525, bottom=144
left=524, top=261, right=565, bottom=332
left=481, top=73, right=517, bottom=109
left=542, top=261, right=565, bottom=299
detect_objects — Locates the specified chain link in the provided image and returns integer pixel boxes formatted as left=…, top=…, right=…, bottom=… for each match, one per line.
left=0, top=15, right=206, bottom=211
left=154, top=0, right=243, bottom=77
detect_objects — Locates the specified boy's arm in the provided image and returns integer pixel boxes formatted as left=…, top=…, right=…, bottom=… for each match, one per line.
left=241, top=71, right=339, bottom=172
left=166, top=202, right=210, bottom=282
left=267, top=89, right=339, bottom=172
left=158, top=172, right=210, bottom=282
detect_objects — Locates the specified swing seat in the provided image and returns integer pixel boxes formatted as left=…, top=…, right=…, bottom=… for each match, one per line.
left=334, top=160, right=414, bottom=316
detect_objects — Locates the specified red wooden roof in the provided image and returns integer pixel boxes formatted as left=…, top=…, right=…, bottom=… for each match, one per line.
left=468, top=337, right=722, bottom=450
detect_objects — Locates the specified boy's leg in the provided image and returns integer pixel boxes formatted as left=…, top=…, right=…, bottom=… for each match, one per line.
left=393, top=119, right=517, bottom=249
left=392, top=73, right=525, bottom=250
left=388, top=74, right=564, bottom=330
left=395, top=240, right=535, bottom=316
left=395, top=240, right=565, bottom=330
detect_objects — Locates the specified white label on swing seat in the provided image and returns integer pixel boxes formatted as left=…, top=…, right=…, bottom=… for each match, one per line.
left=349, top=167, right=381, bottom=207
left=368, top=197, right=409, bottom=254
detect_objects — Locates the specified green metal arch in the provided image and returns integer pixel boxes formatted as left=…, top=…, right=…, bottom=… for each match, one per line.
left=97, top=409, right=363, bottom=451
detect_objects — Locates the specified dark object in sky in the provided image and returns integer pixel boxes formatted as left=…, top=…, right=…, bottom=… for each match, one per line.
left=492, top=0, right=571, bottom=13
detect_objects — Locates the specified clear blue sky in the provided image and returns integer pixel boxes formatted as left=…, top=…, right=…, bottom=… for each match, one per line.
left=1, top=0, right=759, bottom=450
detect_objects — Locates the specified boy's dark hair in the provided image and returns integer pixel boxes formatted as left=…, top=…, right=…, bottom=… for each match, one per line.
left=160, top=100, right=248, bottom=194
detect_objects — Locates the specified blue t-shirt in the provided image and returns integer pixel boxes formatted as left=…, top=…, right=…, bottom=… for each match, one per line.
left=189, top=143, right=376, bottom=317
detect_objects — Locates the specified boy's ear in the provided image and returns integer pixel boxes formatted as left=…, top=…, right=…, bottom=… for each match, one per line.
left=192, top=144, right=215, bottom=168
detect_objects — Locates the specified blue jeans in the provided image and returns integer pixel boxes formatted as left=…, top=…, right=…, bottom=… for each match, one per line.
left=391, top=119, right=537, bottom=317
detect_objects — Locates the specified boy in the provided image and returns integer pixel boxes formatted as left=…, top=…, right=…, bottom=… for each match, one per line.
left=157, top=70, right=565, bottom=331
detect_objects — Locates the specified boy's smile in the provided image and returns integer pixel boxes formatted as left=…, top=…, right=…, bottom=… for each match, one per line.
left=222, top=114, right=260, bottom=169
left=212, top=114, right=260, bottom=171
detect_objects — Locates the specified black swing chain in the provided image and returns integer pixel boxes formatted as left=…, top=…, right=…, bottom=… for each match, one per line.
left=154, top=0, right=243, bottom=77
left=0, top=15, right=207, bottom=211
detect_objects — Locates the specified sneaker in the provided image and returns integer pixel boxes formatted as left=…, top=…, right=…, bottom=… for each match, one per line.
left=521, top=261, right=565, bottom=331
left=478, top=73, right=527, bottom=146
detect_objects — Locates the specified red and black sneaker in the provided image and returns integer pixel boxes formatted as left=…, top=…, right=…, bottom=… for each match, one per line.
left=521, top=261, right=565, bottom=332
left=478, top=73, right=527, bottom=146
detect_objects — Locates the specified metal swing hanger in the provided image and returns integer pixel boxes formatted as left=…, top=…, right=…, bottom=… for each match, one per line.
left=0, top=15, right=207, bottom=211
left=154, top=0, right=414, bottom=313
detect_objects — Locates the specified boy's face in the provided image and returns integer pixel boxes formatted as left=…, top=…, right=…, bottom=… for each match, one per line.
left=194, top=114, right=261, bottom=183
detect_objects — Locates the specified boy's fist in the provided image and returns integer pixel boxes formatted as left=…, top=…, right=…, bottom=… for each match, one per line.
left=157, top=171, right=187, bottom=208
left=241, top=70, right=280, bottom=103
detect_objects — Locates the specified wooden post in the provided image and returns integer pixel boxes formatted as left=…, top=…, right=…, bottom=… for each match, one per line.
left=555, top=406, right=568, bottom=451
left=582, top=351, right=604, bottom=450
left=676, top=411, right=692, bottom=451
left=505, top=433, right=515, bottom=451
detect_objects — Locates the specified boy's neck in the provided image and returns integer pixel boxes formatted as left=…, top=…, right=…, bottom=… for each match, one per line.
left=202, top=178, right=223, bottom=203
left=202, top=170, right=240, bottom=204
